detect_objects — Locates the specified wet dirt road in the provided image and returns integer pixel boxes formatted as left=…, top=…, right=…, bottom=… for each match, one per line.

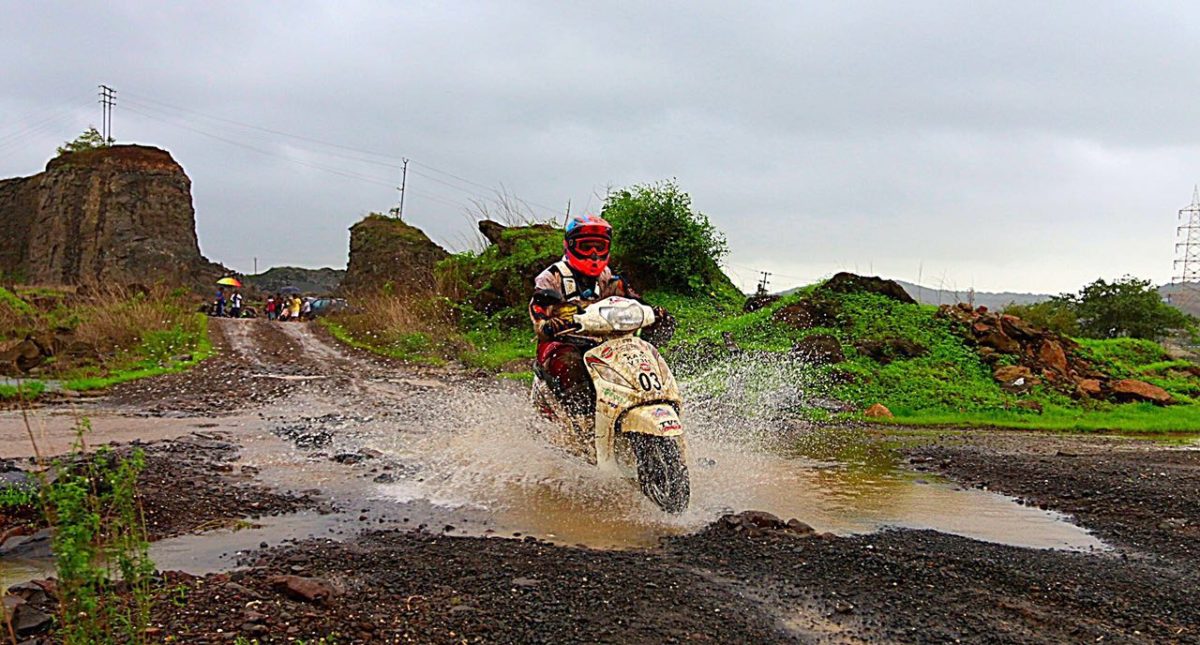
left=3, top=318, right=1200, bottom=643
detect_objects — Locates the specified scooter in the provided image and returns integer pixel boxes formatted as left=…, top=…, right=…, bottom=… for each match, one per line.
left=532, top=296, right=690, bottom=513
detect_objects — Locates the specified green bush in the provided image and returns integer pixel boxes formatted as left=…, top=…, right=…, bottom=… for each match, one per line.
left=1057, top=276, right=1196, bottom=340
left=601, top=180, right=729, bottom=295
left=1002, top=300, right=1079, bottom=336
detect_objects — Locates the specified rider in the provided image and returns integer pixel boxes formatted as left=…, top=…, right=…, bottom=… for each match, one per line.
left=529, top=214, right=668, bottom=416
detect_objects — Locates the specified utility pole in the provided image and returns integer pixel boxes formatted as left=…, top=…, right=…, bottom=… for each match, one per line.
left=98, top=85, right=116, bottom=143
left=254, top=257, right=258, bottom=275
left=564, top=199, right=571, bottom=227
left=756, top=271, right=772, bottom=297
left=1173, top=186, right=1200, bottom=308
left=396, top=158, right=409, bottom=220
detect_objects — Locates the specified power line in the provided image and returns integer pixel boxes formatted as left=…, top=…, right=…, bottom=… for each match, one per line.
left=121, top=103, right=400, bottom=188
left=118, top=89, right=566, bottom=217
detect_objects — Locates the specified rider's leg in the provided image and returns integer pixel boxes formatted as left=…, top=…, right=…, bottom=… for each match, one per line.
left=537, top=342, right=595, bottom=417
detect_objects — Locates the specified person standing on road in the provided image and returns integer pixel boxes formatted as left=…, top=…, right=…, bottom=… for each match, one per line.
left=290, top=295, right=302, bottom=321
left=215, top=287, right=226, bottom=317
left=265, top=296, right=276, bottom=321
left=230, top=291, right=243, bottom=318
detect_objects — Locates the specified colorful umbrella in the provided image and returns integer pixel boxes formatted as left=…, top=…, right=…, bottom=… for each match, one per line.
left=217, top=277, right=242, bottom=288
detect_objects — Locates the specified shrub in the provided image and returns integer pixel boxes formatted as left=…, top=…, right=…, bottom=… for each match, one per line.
left=601, top=180, right=729, bottom=295
left=1056, top=276, right=1196, bottom=340
left=1002, top=300, right=1079, bottom=336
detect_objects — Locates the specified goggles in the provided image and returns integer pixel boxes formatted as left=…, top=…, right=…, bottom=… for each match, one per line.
left=570, top=237, right=610, bottom=256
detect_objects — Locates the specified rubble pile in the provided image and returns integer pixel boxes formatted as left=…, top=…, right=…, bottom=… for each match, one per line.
left=937, top=303, right=1175, bottom=405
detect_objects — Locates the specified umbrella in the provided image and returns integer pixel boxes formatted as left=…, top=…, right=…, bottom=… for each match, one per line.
left=279, top=286, right=302, bottom=295
left=217, top=277, right=242, bottom=288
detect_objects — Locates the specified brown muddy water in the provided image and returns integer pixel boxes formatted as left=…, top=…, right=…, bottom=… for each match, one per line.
left=1, top=368, right=1121, bottom=589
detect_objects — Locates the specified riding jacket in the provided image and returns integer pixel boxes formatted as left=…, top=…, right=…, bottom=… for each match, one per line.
left=528, top=259, right=639, bottom=342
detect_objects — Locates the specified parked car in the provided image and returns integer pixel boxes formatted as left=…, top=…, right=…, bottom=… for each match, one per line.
left=308, top=297, right=348, bottom=318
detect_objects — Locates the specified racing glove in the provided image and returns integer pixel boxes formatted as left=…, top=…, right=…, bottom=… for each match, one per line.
left=542, top=316, right=581, bottom=339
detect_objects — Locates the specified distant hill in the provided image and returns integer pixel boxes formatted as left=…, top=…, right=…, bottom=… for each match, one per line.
left=892, top=280, right=1052, bottom=310
left=1158, top=283, right=1200, bottom=317
left=244, top=266, right=345, bottom=295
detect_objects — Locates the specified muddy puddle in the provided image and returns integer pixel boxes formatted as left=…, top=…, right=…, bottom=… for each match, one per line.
left=237, top=380, right=1107, bottom=553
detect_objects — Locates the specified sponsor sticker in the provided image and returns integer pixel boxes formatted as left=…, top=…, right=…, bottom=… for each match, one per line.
left=651, top=407, right=671, bottom=419
left=658, top=420, right=682, bottom=432
left=600, top=346, right=614, bottom=359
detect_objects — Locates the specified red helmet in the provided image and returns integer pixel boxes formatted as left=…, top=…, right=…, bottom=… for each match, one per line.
left=563, top=214, right=612, bottom=277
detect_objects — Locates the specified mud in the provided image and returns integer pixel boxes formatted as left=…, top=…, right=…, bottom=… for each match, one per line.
left=2, top=318, right=1199, bottom=643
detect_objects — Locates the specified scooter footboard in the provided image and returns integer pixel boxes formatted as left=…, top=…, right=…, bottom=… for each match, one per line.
left=619, top=404, right=683, bottom=437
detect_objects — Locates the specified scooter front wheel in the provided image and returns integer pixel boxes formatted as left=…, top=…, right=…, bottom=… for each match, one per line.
left=628, top=434, right=690, bottom=514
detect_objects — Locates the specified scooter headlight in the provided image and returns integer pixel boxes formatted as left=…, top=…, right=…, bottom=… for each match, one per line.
left=599, top=306, right=645, bottom=331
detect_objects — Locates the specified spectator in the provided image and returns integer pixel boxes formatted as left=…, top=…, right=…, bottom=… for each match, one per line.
left=215, top=287, right=226, bottom=317
left=290, top=295, right=302, bottom=321
left=230, top=291, right=243, bottom=318
left=301, top=297, right=312, bottom=320
left=265, top=296, right=276, bottom=321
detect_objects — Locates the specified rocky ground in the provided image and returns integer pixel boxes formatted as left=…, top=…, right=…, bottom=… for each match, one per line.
left=2, top=318, right=1199, bottom=643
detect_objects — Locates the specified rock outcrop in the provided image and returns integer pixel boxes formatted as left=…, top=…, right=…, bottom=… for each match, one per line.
left=938, top=303, right=1176, bottom=405
left=820, top=272, right=916, bottom=304
left=0, top=145, right=221, bottom=286
left=341, top=215, right=449, bottom=295
left=436, top=220, right=563, bottom=313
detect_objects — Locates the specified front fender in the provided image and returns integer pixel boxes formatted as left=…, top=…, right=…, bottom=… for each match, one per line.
left=619, top=404, right=683, bottom=437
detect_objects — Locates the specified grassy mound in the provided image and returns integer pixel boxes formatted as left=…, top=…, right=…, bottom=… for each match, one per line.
left=660, top=283, right=1200, bottom=432
left=0, top=285, right=211, bottom=399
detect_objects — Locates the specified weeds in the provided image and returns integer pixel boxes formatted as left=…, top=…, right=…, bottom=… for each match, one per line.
left=320, top=293, right=463, bottom=365
left=16, top=411, right=158, bottom=644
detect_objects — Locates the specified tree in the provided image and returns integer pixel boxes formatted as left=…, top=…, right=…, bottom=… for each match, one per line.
left=1055, top=276, right=1195, bottom=340
left=56, top=126, right=112, bottom=156
left=600, top=180, right=728, bottom=294
left=1002, top=300, right=1079, bottom=336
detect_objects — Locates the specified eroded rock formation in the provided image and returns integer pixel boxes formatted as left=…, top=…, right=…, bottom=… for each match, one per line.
left=341, top=215, right=449, bottom=295
left=0, top=145, right=221, bottom=286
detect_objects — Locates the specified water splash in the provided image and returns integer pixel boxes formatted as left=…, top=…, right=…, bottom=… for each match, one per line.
left=361, top=367, right=1103, bottom=551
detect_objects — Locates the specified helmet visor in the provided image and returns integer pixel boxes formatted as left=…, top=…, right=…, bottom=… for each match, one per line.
left=572, top=238, right=610, bottom=256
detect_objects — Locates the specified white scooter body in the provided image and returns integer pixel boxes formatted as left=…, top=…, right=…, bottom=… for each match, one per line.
left=532, top=297, right=687, bottom=480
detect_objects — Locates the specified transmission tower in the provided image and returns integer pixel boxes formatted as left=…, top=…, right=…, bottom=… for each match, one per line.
left=1173, top=186, right=1200, bottom=307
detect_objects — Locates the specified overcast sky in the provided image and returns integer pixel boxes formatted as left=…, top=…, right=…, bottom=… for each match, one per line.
left=3, top=1, right=1200, bottom=294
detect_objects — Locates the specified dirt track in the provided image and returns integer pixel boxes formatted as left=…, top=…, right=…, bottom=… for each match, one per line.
left=3, top=318, right=1200, bottom=643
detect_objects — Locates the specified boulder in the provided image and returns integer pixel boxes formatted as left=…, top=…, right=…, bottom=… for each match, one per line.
left=1077, top=378, right=1103, bottom=398
left=864, top=403, right=893, bottom=418
left=1037, top=339, right=1069, bottom=375
left=266, top=575, right=337, bottom=603
left=1110, top=379, right=1174, bottom=406
left=771, top=297, right=841, bottom=329
left=717, top=511, right=815, bottom=538
left=854, top=337, right=928, bottom=364
left=993, top=365, right=1034, bottom=385
left=792, top=334, right=844, bottom=365
left=818, top=272, right=916, bottom=304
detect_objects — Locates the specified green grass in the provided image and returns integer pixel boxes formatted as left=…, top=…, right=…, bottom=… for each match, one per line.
left=460, top=324, right=536, bottom=371
left=0, top=380, right=46, bottom=401
left=63, top=315, right=213, bottom=391
left=655, top=285, right=1200, bottom=433
left=871, top=402, right=1200, bottom=433
left=0, top=285, right=35, bottom=315
left=319, top=319, right=447, bottom=366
